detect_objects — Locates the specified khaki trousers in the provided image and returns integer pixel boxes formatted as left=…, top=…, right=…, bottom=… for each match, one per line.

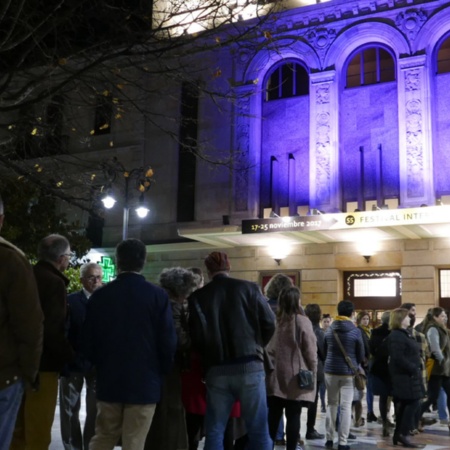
left=89, top=401, right=156, bottom=450
left=10, top=372, right=59, bottom=450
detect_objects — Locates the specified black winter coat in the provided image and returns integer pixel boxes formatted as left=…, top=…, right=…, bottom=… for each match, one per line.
left=369, top=323, right=390, bottom=380
left=388, top=328, right=425, bottom=401
left=188, top=273, right=275, bottom=370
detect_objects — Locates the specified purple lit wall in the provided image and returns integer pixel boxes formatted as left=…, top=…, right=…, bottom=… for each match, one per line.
left=340, top=82, right=400, bottom=204
left=434, top=73, right=450, bottom=196
left=260, top=94, right=310, bottom=211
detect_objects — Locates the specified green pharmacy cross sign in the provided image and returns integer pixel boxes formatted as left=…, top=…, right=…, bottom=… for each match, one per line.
left=99, top=256, right=116, bottom=282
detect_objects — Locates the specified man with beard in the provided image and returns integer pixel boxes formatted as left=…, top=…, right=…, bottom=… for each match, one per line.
left=400, top=303, right=431, bottom=432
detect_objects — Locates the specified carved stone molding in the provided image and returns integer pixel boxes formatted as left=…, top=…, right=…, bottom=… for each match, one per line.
left=234, top=93, right=251, bottom=212
left=306, top=27, right=337, bottom=61
left=403, top=70, right=424, bottom=198
left=314, top=108, right=331, bottom=204
left=395, top=9, right=427, bottom=41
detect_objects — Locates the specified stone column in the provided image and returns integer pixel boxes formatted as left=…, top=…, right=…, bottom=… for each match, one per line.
left=397, top=54, right=434, bottom=207
left=309, top=70, right=340, bottom=212
left=233, top=84, right=260, bottom=217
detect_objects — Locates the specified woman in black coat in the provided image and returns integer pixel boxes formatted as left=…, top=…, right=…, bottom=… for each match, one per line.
left=369, top=311, right=392, bottom=437
left=388, top=308, right=424, bottom=448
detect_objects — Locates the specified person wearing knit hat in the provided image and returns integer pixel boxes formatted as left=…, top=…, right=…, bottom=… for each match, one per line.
left=189, top=250, right=276, bottom=450
left=204, top=251, right=231, bottom=275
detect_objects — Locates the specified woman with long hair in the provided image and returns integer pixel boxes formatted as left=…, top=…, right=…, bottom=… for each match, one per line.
left=388, top=308, right=424, bottom=448
left=419, top=307, right=450, bottom=432
left=266, top=286, right=318, bottom=450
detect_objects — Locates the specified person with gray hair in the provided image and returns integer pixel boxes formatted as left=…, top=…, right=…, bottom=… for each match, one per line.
left=369, top=310, right=393, bottom=437
left=145, top=267, right=200, bottom=450
left=0, top=194, right=43, bottom=449
left=59, top=262, right=103, bottom=450
left=11, top=233, right=74, bottom=449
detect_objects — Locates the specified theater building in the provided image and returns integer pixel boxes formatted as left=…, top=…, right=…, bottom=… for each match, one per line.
left=86, top=0, right=450, bottom=322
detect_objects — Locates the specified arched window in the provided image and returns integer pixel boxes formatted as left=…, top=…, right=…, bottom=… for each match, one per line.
left=265, top=62, right=309, bottom=101
left=346, top=47, right=395, bottom=88
left=437, top=35, right=450, bottom=74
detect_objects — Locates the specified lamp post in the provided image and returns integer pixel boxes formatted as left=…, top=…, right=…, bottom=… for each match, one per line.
left=101, top=158, right=154, bottom=240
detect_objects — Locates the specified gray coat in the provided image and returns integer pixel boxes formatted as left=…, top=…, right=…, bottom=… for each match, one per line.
left=266, top=314, right=318, bottom=403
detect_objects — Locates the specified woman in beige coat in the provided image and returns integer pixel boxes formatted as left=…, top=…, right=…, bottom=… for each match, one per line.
left=266, top=286, right=318, bottom=450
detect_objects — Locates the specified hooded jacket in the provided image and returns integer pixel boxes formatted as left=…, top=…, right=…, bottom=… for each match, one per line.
left=324, top=318, right=364, bottom=376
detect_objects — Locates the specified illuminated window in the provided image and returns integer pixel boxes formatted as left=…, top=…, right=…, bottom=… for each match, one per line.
left=265, top=62, right=309, bottom=101
left=437, top=36, right=450, bottom=74
left=344, top=270, right=401, bottom=310
left=346, top=47, right=395, bottom=88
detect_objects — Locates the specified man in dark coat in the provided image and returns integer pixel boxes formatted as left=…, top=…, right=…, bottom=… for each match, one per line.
left=0, top=195, right=43, bottom=449
left=83, top=239, right=177, bottom=450
left=189, top=251, right=276, bottom=450
left=60, top=262, right=103, bottom=450
left=11, top=233, right=75, bottom=450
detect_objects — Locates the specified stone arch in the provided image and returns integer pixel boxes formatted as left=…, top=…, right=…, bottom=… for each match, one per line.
left=324, top=21, right=410, bottom=75
left=243, top=38, right=320, bottom=88
left=415, top=6, right=450, bottom=56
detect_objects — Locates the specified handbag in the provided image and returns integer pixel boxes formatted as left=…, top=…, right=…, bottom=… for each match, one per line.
left=298, top=369, right=314, bottom=390
left=425, top=336, right=448, bottom=380
left=295, top=317, right=314, bottom=390
left=425, top=358, right=435, bottom=381
left=332, top=329, right=366, bottom=391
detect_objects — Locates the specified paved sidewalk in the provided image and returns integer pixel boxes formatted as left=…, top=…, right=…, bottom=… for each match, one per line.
left=50, top=392, right=450, bottom=449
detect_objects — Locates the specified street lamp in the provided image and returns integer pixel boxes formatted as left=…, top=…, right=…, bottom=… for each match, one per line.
left=101, top=158, right=154, bottom=240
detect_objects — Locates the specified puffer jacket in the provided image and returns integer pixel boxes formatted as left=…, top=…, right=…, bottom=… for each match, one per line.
left=324, top=318, right=364, bottom=376
left=425, top=323, right=450, bottom=377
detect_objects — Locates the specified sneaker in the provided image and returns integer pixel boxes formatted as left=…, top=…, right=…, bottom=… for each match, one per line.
left=422, top=417, right=438, bottom=426
left=306, top=430, right=325, bottom=439
left=348, top=433, right=356, bottom=439
left=325, top=440, right=333, bottom=449
left=367, top=412, right=378, bottom=422
left=321, top=406, right=327, bottom=413
left=440, top=419, right=449, bottom=424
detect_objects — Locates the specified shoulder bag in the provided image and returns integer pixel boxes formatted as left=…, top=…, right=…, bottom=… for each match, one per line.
left=295, top=317, right=314, bottom=390
left=332, top=329, right=366, bottom=391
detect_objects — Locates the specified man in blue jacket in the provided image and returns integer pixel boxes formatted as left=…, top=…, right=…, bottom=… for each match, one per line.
left=323, top=300, right=364, bottom=450
left=189, top=251, right=275, bottom=450
left=83, top=239, right=177, bottom=450
left=60, top=262, right=103, bottom=450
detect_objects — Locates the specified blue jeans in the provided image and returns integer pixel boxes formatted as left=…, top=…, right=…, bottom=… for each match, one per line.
left=438, top=387, right=448, bottom=421
left=0, top=380, right=24, bottom=450
left=204, top=369, right=271, bottom=450
left=366, top=373, right=374, bottom=414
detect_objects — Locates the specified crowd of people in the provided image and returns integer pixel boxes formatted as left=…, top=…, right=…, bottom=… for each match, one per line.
left=1, top=191, right=450, bottom=450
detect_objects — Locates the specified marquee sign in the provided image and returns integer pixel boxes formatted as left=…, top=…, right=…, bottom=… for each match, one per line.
left=242, top=205, right=450, bottom=234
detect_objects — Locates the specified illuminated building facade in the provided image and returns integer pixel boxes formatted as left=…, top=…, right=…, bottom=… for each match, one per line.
left=95, top=0, right=450, bottom=320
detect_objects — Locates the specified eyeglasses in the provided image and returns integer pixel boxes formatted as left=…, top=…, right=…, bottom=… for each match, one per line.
left=85, top=275, right=103, bottom=282
left=61, top=252, right=75, bottom=258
